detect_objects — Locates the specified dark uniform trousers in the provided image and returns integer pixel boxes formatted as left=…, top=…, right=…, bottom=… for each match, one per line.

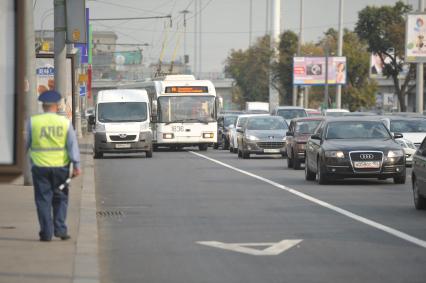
left=31, top=165, right=70, bottom=240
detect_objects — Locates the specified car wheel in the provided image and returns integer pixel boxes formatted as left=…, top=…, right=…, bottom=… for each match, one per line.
left=199, top=144, right=208, bottom=151
left=93, top=150, right=103, bottom=159
left=293, top=152, right=301, bottom=170
left=146, top=148, right=153, bottom=158
left=393, top=173, right=406, bottom=184
left=213, top=143, right=219, bottom=149
left=242, top=146, right=250, bottom=159
left=413, top=176, right=426, bottom=210
left=237, top=147, right=242, bottom=158
left=153, top=145, right=159, bottom=152
left=233, top=147, right=238, bottom=154
left=287, top=151, right=293, bottom=168
left=305, top=156, right=316, bottom=181
left=317, top=158, right=329, bottom=185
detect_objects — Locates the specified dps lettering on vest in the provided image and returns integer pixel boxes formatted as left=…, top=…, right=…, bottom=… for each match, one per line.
left=30, top=113, right=70, bottom=167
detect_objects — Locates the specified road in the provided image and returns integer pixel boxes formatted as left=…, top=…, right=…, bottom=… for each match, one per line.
left=95, top=148, right=426, bottom=283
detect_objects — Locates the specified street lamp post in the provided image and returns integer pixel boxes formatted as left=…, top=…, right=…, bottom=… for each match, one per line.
left=324, top=42, right=330, bottom=109
left=180, top=10, right=190, bottom=74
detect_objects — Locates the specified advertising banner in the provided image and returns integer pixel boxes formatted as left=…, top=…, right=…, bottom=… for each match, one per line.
left=36, top=57, right=74, bottom=121
left=114, top=51, right=143, bottom=65
left=0, top=0, right=15, bottom=165
left=405, top=13, right=426, bottom=62
left=370, top=52, right=409, bottom=79
left=293, top=56, right=347, bottom=85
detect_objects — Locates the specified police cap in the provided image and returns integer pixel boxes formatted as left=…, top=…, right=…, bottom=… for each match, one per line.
left=38, top=90, right=61, bottom=104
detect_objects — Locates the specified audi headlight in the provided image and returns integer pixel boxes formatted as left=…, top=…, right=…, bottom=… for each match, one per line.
left=325, top=150, right=345, bottom=158
left=387, top=150, right=403, bottom=158
left=246, top=135, right=259, bottom=141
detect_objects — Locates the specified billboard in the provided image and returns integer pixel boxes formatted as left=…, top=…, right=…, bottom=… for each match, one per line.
left=293, top=56, right=347, bottom=85
left=370, top=52, right=409, bottom=79
left=36, top=56, right=74, bottom=121
left=405, top=13, right=426, bottom=62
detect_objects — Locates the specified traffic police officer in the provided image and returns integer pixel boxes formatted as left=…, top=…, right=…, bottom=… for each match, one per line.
left=26, top=90, right=81, bottom=242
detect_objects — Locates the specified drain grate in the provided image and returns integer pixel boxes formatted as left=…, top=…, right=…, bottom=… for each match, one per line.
left=96, top=210, right=124, bottom=218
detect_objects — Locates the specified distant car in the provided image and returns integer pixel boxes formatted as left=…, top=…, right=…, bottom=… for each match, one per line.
left=323, top=108, right=350, bottom=117
left=229, top=114, right=268, bottom=153
left=342, top=112, right=377, bottom=117
left=395, top=138, right=417, bottom=167
left=272, top=106, right=308, bottom=124
left=286, top=117, right=324, bottom=169
left=380, top=116, right=426, bottom=148
left=215, top=114, right=239, bottom=150
left=305, top=118, right=406, bottom=184
left=236, top=116, right=288, bottom=159
left=305, top=108, right=322, bottom=117
left=412, top=137, right=426, bottom=210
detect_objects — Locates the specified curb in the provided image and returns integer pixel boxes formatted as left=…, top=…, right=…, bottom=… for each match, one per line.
left=73, top=144, right=100, bottom=283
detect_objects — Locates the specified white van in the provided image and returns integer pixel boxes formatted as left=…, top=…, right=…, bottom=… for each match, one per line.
left=91, top=89, right=153, bottom=158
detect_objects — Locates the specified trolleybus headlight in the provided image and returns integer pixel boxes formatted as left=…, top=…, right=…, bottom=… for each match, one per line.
left=163, top=133, right=174, bottom=139
left=203, top=133, right=214, bottom=139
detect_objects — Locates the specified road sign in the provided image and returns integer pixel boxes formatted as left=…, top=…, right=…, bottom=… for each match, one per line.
left=197, top=239, right=302, bottom=256
left=66, top=0, right=87, bottom=44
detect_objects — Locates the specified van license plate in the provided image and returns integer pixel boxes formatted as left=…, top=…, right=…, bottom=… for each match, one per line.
left=115, top=143, right=131, bottom=149
left=353, top=161, right=380, bottom=169
left=264, top=149, right=281, bottom=153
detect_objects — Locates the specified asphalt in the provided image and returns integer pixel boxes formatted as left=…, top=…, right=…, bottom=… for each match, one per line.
left=95, top=148, right=426, bottom=283
left=0, top=138, right=99, bottom=283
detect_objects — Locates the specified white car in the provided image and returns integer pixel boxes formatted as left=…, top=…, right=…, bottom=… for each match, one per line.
left=323, top=108, right=350, bottom=117
left=395, top=138, right=417, bottom=166
left=381, top=117, right=426, bottom=148
left=229, top=114, right=268, bottom=153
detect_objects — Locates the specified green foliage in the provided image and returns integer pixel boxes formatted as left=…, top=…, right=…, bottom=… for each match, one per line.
left=224, top=36, right=272, bottom=107
left=355, top=1, right=413, bottom=111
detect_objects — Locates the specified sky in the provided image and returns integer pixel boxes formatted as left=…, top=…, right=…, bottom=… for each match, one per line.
left=33, top=0, right=418, bottom=74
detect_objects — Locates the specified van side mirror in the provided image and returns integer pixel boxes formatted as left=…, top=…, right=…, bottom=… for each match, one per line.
left=88, top=115, right=95, bottom=125
left=311, top=133, right=322, bottom=140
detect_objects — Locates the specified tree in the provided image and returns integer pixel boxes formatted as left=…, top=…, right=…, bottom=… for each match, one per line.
left=355, top=1, right=414, bottom=111
left=224, top=36, right=272, bottom=107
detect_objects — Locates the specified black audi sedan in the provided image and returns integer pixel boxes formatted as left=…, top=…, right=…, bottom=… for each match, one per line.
left=412, top=136, right=426, bottom=210
left=305, top=118, right=406, bottom=184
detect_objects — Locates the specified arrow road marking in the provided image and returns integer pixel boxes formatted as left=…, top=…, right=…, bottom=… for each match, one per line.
left=189, top=151, right=426, bottom=249
left=197, top=240, right=303, bottom=256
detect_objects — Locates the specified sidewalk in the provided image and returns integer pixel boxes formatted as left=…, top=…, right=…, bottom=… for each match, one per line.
left=0, top=137, right=99, bottom=283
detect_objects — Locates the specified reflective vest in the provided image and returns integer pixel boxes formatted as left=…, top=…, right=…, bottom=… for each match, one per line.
left=30, top=113, right=70, bottom=167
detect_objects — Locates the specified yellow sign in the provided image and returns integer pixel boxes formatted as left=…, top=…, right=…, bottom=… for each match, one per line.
left=78, top=74, right=88, bottom=83
left=41, top=41, right=50, bottom=51
left=72, top=29, right=81, bottom=42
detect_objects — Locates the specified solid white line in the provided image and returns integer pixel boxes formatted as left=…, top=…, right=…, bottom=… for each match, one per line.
left=189, top=151, right=426, bottom=249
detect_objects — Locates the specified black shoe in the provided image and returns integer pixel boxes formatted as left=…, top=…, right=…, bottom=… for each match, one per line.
left=39, top=237, right=51, bottom=242
left=55, top=234, right=71, bottom=240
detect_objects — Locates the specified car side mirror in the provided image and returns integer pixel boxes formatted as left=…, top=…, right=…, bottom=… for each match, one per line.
left=88, top=115, right=95, bottom=125
left=311, top=133, right=322, bottom=140
left=393, top=133, right=403, bottom=139
left=286, top=131, right=294, bottom=136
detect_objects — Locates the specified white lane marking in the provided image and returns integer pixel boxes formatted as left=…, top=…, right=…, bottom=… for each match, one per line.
left=189, top=151, right=426, bottom=249
left=197, top=240, right=303, bottom=256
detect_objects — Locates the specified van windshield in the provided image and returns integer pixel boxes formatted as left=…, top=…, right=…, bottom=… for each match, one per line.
left=98, top=102, right=147, bottom=122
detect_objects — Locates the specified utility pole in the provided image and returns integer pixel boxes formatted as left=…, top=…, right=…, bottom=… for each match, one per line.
left=54, top=0, right=67, bottom=103
left=297, top=0, right=304, bottom=107
left=249, top=0, right=253, bottom=46
left=23, top=0, right=38, bottom=185
left=193, top=0, right=198, bottom=76
left=417, top=0, right=424, bottom=113
left=199, top=0, right=202, bottom=78
left=336, top=0, right=344, bottom=109
left=324, top=42, right=330, bottom=109
left=180, top=10, right=190, bottom=73
left=269, top=0, right=280, bottom=111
